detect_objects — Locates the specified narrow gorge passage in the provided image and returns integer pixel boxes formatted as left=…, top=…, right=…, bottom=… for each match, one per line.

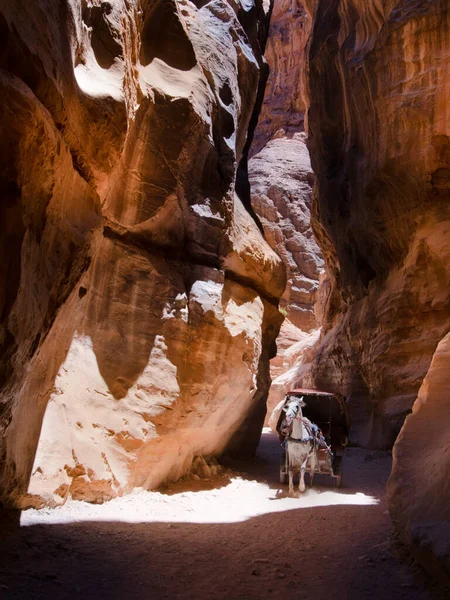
left=0, top=0, right=449, bottom=597
left=0, top=433, right=443, bottom=600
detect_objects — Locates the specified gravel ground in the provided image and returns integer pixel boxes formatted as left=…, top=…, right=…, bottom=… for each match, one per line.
left=0, top=431, right=448, bottom=599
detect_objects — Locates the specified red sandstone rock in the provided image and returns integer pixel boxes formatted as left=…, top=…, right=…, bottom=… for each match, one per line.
left=304, top=0, right=450, bottom=447
left=248, top=3, right=324, bottom=417
left=303, top=0, right=450, bottom=580
left=0, top=0, right=284, bottom=507
left=248, top=132, right=324, bottom=422
left=249, top=133, right=323, bottom=331
left=266, top=327, right=320, bottom=427
left=388, top=333, right=450, bottom=583
left=250, top=0, right=312, bottom=156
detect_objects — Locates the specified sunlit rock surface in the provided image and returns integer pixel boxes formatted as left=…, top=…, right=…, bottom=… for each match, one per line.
left=250, top=0, right=312, bottom=156
left=249, top=133, right=323, bottom=331
left=248, top=3, right=323, bottom=419
left=0, top=0, right=284, bottom=507
left=266, top=327, right=321, bottom=427
left=248, top=131, right=323, bottom=422
left=388, top=333, right=450, bottom=583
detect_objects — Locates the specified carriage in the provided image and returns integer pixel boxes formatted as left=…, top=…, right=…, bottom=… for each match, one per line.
left=276, top=388, right=350, bottom=489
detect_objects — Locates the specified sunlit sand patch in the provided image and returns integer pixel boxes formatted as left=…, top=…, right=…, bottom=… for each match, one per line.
left=21, top=477, right=379, bottom=527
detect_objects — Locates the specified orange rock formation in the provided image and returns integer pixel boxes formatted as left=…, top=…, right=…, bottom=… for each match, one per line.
left=1, top=0, right=449, bottom=582
left=303, top=0, right=450, bottom=580
left=248, top=3, right=324, bottom=423
left=388, top=333, right=450, bottom=582
left=305, top=0, right=450, bottom=447
left=0, top=0, right=284, bottom=507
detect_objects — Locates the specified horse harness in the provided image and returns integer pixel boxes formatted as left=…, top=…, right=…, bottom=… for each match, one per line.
left=285, top=416, right=331, bottom=453
left=286, top=416, right=316, bottom=445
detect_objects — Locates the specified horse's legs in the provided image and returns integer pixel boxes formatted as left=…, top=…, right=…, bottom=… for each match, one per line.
left=309, top=453, right=316, bottom=488
left=299, top=467, right=306, bottom=492
left=299, top=460, right=307, bottom=493
left=288, top=468, right=294, bottom=496
left=286, top=446, right=294, bottom=496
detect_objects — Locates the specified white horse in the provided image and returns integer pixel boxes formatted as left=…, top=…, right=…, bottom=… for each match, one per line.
left=282, top=397, right=318, bottom=496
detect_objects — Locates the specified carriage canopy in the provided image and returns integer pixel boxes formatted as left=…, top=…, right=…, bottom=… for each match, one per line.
left=279, top=388, right=350, bottom=451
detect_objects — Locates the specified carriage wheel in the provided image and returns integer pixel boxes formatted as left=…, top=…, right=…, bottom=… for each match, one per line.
left=333, top=456, right=343, bottom=488
left=280, top=450, right=288, bottom=484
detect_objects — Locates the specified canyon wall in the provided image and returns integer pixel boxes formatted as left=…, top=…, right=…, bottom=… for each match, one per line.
left=0, top=0, right=285, bottom=508
left=250, top=134, right=322, bottom=332
left=250, top=0, right=311, bottom=156
left=303, top=0, right=449, bottom=580
left=248, top=134, right=323, bottom=418
left=388, top=332, right=450, bottom=583
left=305, top=0, right=450, bottom=447
left=248, top=1, right=323, bottom=421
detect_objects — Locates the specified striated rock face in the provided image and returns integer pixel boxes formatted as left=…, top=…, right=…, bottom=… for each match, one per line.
left=266, top=327, right=320, bottom=428
left=304, top=0, right=450, bottom=448
left=248, top=131, right=323, bottom=422
left=250, top=0, right=312, bottom=156
left=388, top=332, right=450, bottom=583
left=0, top=0, right=285, bottom=507
left=248, top=2, right=323, bottom=421
left=249, top=133, right=323, bottom=331
left=302, top=0, right=450, bottom=580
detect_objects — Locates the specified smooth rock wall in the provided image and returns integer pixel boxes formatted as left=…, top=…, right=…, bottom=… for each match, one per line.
left=388, top=332, right=450, bottom=583
left=0, top=0, right=284, bottom=507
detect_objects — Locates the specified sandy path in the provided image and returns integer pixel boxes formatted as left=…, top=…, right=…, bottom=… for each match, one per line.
left=0, top=431, right=446, bottom=599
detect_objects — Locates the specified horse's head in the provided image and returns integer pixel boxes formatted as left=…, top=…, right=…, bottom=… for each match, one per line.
left=285, top=396, right=306, bottom=420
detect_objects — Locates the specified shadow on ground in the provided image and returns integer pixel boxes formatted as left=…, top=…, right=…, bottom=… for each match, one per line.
left=0, top=433, right=448, bottom=600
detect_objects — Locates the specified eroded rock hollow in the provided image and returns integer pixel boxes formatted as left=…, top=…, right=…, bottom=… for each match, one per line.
left=0, top=0, right=285, bottom=508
